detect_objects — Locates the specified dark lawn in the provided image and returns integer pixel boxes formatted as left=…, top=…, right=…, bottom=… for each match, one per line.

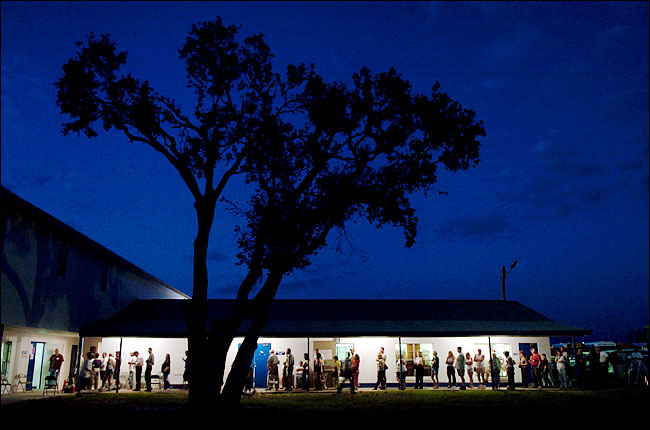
left=2, top=388, right=648, bottom=424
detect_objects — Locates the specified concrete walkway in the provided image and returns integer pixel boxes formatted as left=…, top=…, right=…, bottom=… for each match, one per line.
left=1, top=390, right=75, bottom=405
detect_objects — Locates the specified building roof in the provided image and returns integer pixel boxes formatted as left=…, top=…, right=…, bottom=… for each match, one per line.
left=1, top=186, right=189, bottom=299
left=80, top=299, right=590, bottom=338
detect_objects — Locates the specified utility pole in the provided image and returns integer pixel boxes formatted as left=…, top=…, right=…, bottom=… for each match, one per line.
left=501, top=260, right=517, bottom=300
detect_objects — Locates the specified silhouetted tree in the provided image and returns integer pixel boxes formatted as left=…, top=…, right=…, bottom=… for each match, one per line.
left=55, top=17, right=485, bottom=410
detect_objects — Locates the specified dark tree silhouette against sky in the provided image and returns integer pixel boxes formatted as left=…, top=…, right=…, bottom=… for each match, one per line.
left=54, top=16, right=485, bottom=406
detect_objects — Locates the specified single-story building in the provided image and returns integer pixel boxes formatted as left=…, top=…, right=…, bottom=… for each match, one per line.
left=81, top=298, right=590, bottom=388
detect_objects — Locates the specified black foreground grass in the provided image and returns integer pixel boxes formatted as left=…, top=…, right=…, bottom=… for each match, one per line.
left=2, top=388, right=649, bottom=424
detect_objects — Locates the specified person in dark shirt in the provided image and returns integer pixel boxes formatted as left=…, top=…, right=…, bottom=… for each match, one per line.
left=48, top=348, right=64, bottom=379
left=540, top=353, right=552, bottom=387
left=145, top=348, right=154, bottom=392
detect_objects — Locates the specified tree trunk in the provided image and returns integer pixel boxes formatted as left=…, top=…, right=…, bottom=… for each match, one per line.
left=221, top=272, right=283, bottom=405
left=186, top=196, right=217, bottom=412
left=207, top=262, right=263, bottom=394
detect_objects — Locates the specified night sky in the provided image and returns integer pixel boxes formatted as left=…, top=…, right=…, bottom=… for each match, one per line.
left=2, top=2, right=648, bottom=342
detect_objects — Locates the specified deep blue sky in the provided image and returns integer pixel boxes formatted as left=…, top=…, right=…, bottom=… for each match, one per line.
left=2, top=2, right=648, bottom=341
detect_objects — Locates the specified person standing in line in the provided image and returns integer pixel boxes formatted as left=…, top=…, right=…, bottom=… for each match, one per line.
left=352, top=354, right=361, bottom=390
left=555, top=349, right=568, bottom=389
left=414, top=351, right=425, bottom=389
left=560, top=346, right=572, bottom=384
left=267, top=350, right=280, bottom=391
left=127, top=352, right=136, bottom=389
left=504, top=351, right=516, bottom=390
left=374, top=352, right=387, bottom=390
left=465, top=352, right=474, bottom=389
left=377, top=347, right=388, bottom=389
left=474, top=349, right=486, bottom=389
left=145, top=347, right=154, bottom=392
left=161, top=353, right=171, bottom=390
left=99, top=352, right=107, bottom=386
left=490, top=352, right=501, bottom=390
left=446, top=351, right=456, bottom=388
left=81, top=352, right=94, bottom=391
left=114, top=351, right=121, bottom=389
left=529, top=348, right=541, bottom=388
left=396, top=356, right=407, bottom=390
left=102, top=353, right=115, bottom=390
left=285, top=348, right=295, bottom=391
left=333, top=355, right=341, bottom=392
left=92, top=352, right=102, bottom=390
left=313, top=352, right=324, bottom=390
left=431, top=351, right=440, bottom=389
left=337, top=352, right=356, bottom=394
left=134, top=351, right=144, bottom=391
left=280, top=357, right=288, bottom=390
left=301, top=353, right=309, bottom=390
left=540, top=353, right=552, bottom=387
left=455, top=347, right=467, bottom=390
left=182, top=350, right=190, bottom=389
left=518, top=351, right=529, bottom=388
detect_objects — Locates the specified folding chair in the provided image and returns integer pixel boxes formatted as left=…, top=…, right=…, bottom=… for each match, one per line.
left=1, top=375, right=11, bottom=394
left=13, top=374, right=27, bottom=393
left=150, top=374, right=163, bottom=392
left=43, top=375, right=59, bottom=396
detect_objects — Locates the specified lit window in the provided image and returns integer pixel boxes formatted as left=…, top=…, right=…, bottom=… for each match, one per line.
left=336, top=344, right=354, bottom=360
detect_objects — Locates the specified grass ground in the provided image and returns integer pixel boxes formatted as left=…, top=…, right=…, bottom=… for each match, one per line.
left=2, top=387, right=648, bottom=424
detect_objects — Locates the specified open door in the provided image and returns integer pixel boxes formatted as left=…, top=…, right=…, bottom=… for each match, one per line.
left=238, top=343, right=271, bottom=389
left=26, top=342, right=46, bottom=390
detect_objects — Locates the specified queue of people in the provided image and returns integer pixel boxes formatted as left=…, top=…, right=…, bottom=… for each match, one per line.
left=256, top=345, right=565, bottom=392
left=78, top=347, right=177, bottom=392
left=75, top=343, right=647, bottom=394
left=79, top=349, right=120, bottom=391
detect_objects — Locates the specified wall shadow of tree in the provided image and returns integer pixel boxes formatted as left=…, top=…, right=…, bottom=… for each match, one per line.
left=2, top=215, right=89, bottom=330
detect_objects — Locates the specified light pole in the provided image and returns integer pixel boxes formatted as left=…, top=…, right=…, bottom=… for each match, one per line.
left=501, top=260, right=517, bottom=300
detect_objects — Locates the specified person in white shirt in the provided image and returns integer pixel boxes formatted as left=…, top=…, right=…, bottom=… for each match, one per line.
left=374, top=352, right=387, bottom=390
left=555, top=349, right=568, bottom=388
left=374, top=347, right=387, bottom=390
left=127, top=352, right=136, bottom=389
left=396, top=357, right=407, bottom=390
left=134, top=351, right=144, bottom=391
left=465, top=352, right=474, bottom=388
left=102, top=353, right=116, bottom=390
left=474, top=349, right=486, bottom=388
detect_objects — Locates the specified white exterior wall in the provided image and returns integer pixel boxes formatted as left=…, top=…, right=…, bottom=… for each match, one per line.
left=2, top=327, right=79, bottom=391
left=219, top=335, right=552, bottom=387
